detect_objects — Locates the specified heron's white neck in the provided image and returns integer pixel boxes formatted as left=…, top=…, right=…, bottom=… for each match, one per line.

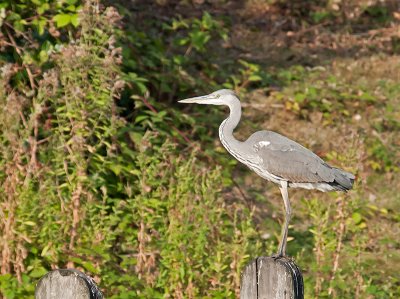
left=219, top=98, right=243, bottom=151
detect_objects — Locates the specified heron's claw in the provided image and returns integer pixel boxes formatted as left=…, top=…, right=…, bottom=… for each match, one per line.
left=270, top=254, right=295, bottom=263
left=270, top=253, right=285, bottom=260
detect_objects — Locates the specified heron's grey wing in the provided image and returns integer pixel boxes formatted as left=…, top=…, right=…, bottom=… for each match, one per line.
left=252, top=131, right=335, bottom=183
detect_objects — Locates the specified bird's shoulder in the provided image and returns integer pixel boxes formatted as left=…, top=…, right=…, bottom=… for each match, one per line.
left=247, top=130, right=320, bottom=157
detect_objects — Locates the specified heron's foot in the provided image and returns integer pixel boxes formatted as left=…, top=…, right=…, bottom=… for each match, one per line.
left=271, top=254, right=296, bottom=263
left=271, top=253, right=285, bottom=260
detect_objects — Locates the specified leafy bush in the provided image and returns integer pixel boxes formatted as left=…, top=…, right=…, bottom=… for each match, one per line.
left=100, top=139, right=259, bottom=298
left=0, top=0, right=82, bottom=75
left=0, top=1, right=260, bottom=297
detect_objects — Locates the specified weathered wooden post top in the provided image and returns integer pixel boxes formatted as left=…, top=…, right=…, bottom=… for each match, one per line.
left=35, top=269, right=103, bottom=299
left=240, top=256, right=304, bottom=299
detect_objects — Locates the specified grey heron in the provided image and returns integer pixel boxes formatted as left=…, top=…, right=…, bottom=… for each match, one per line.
left=179, top=89, right=355, bottom=257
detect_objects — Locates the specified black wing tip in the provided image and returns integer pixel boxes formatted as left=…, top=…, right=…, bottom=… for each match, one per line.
left=329, top=176, right=355, bottom=192
left=328, top=168, right=355, bottom=192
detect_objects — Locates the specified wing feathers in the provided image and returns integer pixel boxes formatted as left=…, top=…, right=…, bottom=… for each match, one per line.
left=252, top=131, right=353, bottom=189
left=261, top=149, right=333, bottom=183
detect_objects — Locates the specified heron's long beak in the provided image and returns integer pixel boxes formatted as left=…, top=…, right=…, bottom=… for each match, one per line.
left=178, top=94, right=217, bottom=104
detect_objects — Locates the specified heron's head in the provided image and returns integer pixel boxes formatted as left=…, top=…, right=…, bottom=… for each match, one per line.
left=178, top=89, right=238, bottom=106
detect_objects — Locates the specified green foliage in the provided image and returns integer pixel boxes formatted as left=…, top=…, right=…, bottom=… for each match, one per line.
left=0, top=1, right=260, bottom=297
left=300, top=193, right=400, bottom=299
left=363, top=5, right=392, bottom=24
left=120, top=10, right=228, bottom=99
left=100, top=140, right=259, bottom=298
left=222, top=60, right=272, bottom=93
left=367, top=138, right=398, bottom=172
left=0, top=0, right=82, bottom=71
left=0, top=2, right=124, bottom=297
left=275, top=66, right=357, bottom=119
left=302, top=196, right=364, bottom=298
left=310, top=10, right=334, bottom=24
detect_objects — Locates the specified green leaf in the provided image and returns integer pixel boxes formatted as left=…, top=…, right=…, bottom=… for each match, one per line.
left=176, top=37, right=189, bottom=46
left=37, top=3, right=50, bottom=15
left=128, top=132, right=143, bottom=145
left=171, top=19, right=189, bottom=30
left=36, top=18, right=47, bottom=35
left=82, top=262, right=99, bottom=274
left=294, top=93, right=306, bottom=103
left=201, top=12, right=213, bottom=30
left=29, top=267, right=48, bottom=278
left=22, top=53, right=34, bottom=65
left=110, top=164, right=122, bottom=175
left=189, top=31, right=210, bottom=51
left=41, top=244, right=51, bottom=257
left=39, top=50, right=49, bottom=63
left=13, top=19, right=25, bottom=32
left=66, top=5, right=76, bottom=12
left=352, top=212, right=362, bottom=224
left=53, top=14, right=71, bottom=28
left=70, top=14, right=79, bottom=27
left=248, top=75, right=262, bottom=82
left=134, top=115, right=148, bottom=124
left=24, top=221, right=36, bottom=226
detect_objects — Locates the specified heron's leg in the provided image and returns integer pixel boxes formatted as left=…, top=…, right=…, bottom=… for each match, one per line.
left=277, top=181, right=291, bottom=257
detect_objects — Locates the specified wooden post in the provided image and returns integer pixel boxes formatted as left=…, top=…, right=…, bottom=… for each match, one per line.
left=35, top=269, right=103, bottom=299
left=240, top=256, right=304, bottom=299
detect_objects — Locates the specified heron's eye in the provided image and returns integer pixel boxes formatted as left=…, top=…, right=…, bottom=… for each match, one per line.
left=215, top=94, right=220, bottom=98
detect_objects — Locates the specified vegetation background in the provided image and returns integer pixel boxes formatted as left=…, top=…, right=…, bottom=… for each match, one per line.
left=0, top=0, right=399, bottom=298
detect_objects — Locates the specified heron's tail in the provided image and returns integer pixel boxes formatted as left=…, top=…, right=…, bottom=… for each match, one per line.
left=331, top=168, right=355, bottom=191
